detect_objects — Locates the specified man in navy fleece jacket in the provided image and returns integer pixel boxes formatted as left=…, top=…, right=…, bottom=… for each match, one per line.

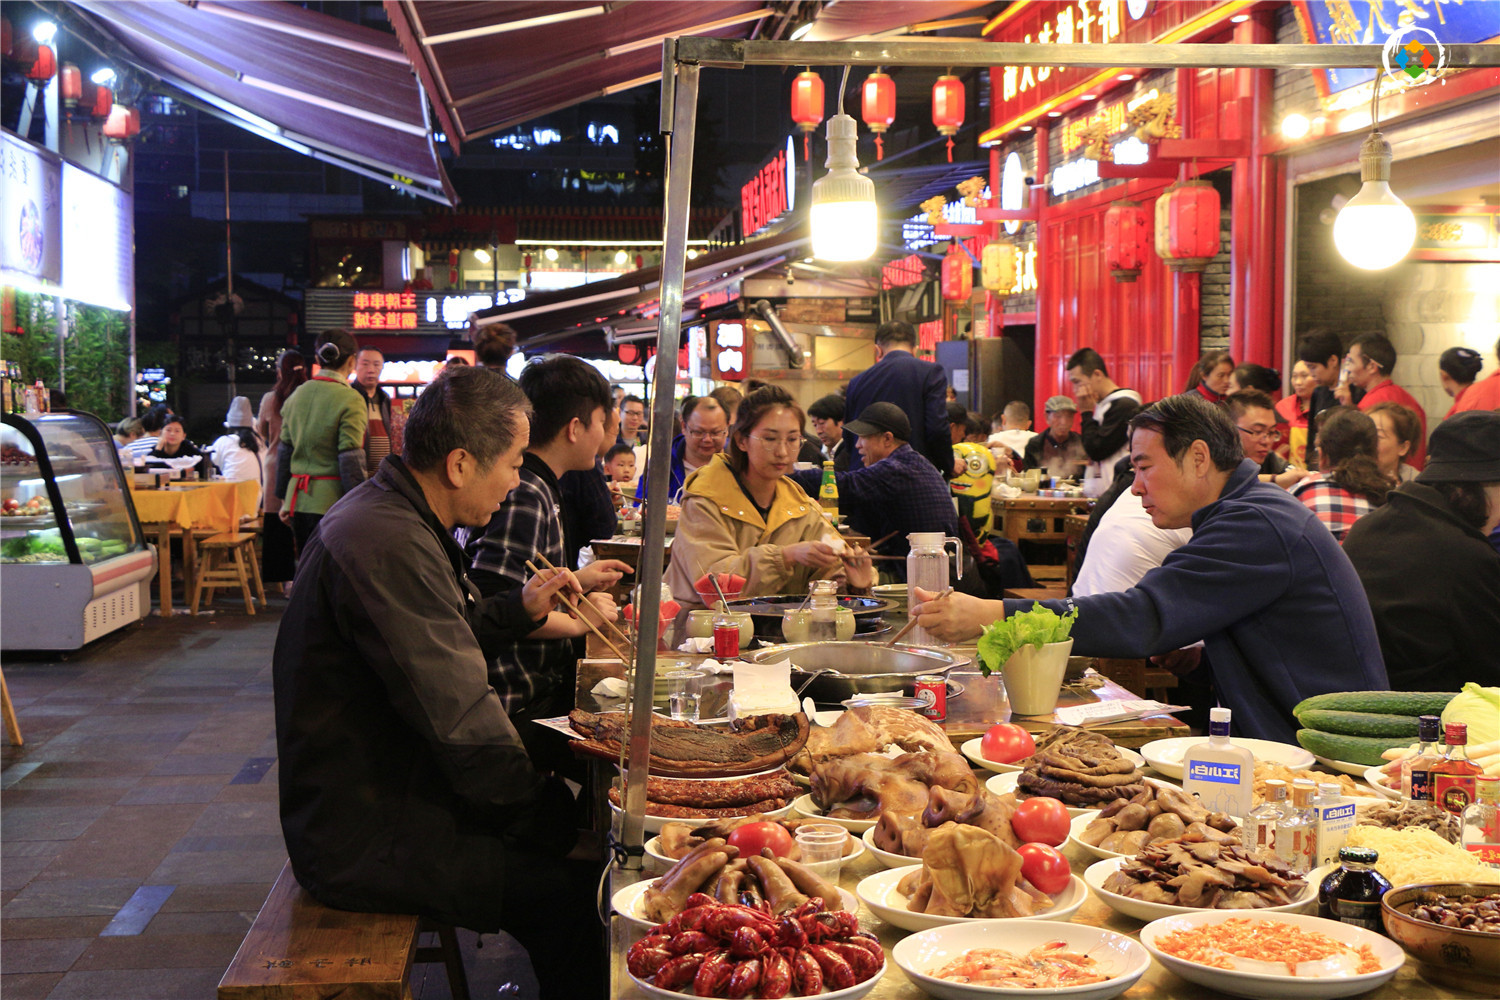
left=913, top=393, right=1387, bottom=743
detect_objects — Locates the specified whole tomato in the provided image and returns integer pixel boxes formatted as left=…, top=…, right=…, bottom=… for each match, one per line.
left=2, top=498, right=18, bottom=513
left=980, top=722, right=1036, bottom=764
left=726, top=821, right=796, bottom=859
left=1016, top=842, right=1071, bottom=894
left=1010, top=796, right=1070, bottom=847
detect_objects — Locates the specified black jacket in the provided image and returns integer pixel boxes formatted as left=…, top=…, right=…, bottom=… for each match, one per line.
left=1342, top=482, right=1500, bottom=691
left=273, top=457, right=574, bottom=930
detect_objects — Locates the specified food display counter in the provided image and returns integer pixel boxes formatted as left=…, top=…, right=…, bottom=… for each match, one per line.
left=1, top=412, right=155, bottom=650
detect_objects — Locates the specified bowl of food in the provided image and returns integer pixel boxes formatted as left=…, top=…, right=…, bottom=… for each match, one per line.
left=1362, top=766, right=1401, bottom=800
left=1140, top=910, right=1404, bottom=999
left=1381, top=883, right=1500, bottom=991
left=742, top=640, right=970, bottom=703
left=1141, top=736, right=1313, bottom=780
left=892, top=919, right=1151, bottom=1000
left=1083, top=852, right=1320, bottom=924
left=791, top=793, right=877, bottom=833
left=857, top=864, right=1087, bottom=933
left=862, top=826, right=921, bottom=870
left=644, top=818, right=864, bottom=875
left=984, top=773, right=1093, bottom=817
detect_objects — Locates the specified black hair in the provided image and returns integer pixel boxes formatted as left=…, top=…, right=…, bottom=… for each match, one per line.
left=226, top=428, right=261, bottom=455
left=1128, top=393, right=1244, bottom=472
left=605, top=442, right=635, bottom=463
left=1225, top=389, right=1276, bottom=422
left=474, top=322, right=517, bottom=368
left=141, top=404, right=171, bottom=434
left=1296, top=329, right=1344, bottom=367
left=1350, top=332, right=1397, bottom=375
left=619, top=394, right=645, bottom=411
left=1003, top=400, right=1031, bottom=422
left=964, top=412, right=987, bottom=438
left=1231, top=363, right=1281, bottom=394
left=273, top=350, right=307, bottom=408
left=356, top=345, right=384, bottom=360
left=1439, top=347, right=1484, bottom=385
left=726, top=385, right=803, bottom=475
left=161, top=415, right=185, bottom=431
left=947, top=400, right=968, bottom=424
left=516, top=353, right=611, bottom=447
left=404, top=366, right=531, bottom=472
left=807, top=395, right=844, bottom=422
left=680, top=395, right=724, bottom=424
left=1185, top=350, right=1235, bottom=393
left=1314, top=407, right=1391, bottom=505
left=1430, top=481, right=1492, bottom=530
left=874, top=321, right=917, bottom=348
left=315, top=329, right=358, bottom=370
left=710, top=385, right=744, bottom=416
left=1065, top=347, right=1108, bottom=377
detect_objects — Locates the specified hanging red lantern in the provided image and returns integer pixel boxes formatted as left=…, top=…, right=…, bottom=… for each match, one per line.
left=91, top=84, right=113, bottom=119
left=1103, top=200, right=1151, bottom=283
left=1154, top=180, right=1221, bottom=273
left=103, top=104, right=140, bottom=140
left=861, top=69, right=896, bottom=161
left=790, top=69, right=824, bottom=161
left=932, top=73, right=964, bottom=163
left=448, top=248, right=460, bottom=287
left=941, top=243, right=973, bottom=303
left=25, top=43, right=56, bottom=82
left=59, top=62, right=82, bottom=107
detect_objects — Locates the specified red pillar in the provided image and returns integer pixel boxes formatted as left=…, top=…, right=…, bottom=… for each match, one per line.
left=988, top=146, right=1003, bottom=338
left=1171, top=72, right=1200, bottom=390
left=1231, top=13, right=1277, bottom=367
left=1032, top=126, right=1053, bottom=418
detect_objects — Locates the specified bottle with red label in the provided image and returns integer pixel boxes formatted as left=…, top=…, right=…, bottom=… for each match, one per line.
left=1432, top=722, right=1483, bottom=817
left=1462, top=775, right=1499, bottom=869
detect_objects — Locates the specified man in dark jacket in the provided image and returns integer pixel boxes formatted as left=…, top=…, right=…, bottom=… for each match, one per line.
left=911, top=394, right=1387, bottom=743
left=1343, top=411, right=1500, bottom=690
left=844, top=321, right=951, bottom=474
left=273, top=366, right=604, bottom=998
left=353, top=346, right=393, bottom=476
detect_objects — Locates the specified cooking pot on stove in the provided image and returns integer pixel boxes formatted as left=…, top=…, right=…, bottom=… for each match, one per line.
left=741, top=642, right=972, bottom=704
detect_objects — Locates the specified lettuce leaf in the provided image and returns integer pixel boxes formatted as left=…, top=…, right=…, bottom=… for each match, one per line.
left=1443, top=682, right=1500, bottom=747
left=977, top=605, right=1078, bottom=677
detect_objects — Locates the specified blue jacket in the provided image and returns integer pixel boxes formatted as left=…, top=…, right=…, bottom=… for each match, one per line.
left=635, top=435, right=690, bottom=502
left=791, top=443, right=957, bottom=561
left=843, top=349, right=951, bottom=474
left=1008, top=460, right=1387, bottom=743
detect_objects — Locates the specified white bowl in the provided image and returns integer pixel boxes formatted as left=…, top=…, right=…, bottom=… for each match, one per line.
left=631, top=962, right=885, bottom=1000
left=893, top=919, right=1151, bottom=1000
left=983, top=773, right=1094, bottom=817
left=1141, top=736, right=1313, bottom=780
left=610, top=799, right=792, bottom=835
left=1068, top=802, right=1245, bottom=862
left=612, top=878, right=859, bottom=931
left=792, top=792, right=878, bottom=833
left=856, top=865, right=1087, bottom=933
left=1139, top=910, right=1405, bottom=999
left=1083, top=857, right=1319, bottom=923
left=1362, top=765, right=1401, bottom=800
left=967, top=740, right=1148, bottom=775
left=862, top=826, right=923, bottom=869
left=1311, top=753, right=1381, bottom=777
left=642, top=830, right=865, bottom=874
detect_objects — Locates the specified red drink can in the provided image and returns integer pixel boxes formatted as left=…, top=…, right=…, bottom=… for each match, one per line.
left=712, top=621, right=740, bottom=659
left=914, top=674, right=947, bottom=721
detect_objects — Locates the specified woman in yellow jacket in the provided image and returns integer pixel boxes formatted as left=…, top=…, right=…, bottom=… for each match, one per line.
left=668, top=385, right=874, bottom=611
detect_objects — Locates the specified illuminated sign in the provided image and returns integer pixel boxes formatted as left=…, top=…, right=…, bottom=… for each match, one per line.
left=1051, top=138, right=1150, bottom=197
left=1294, top=0, right=1500, bottom=99
left=709, top=321, right=747, bottom=381
left=1002, top=241, right=1039, bottom=295
left=0, top=132, right=61, bottom=286
left=741, top=138, right=796, bottom=237
left=1059, top=89, right=1159, bottom=155
left=998, top=1, right=1126, bottom=105
left=425, top=291, right=523, bottom=330
left=1000, top=153, right=1026, bottom=236
left=902, top=187, right=992, bottom=249
left=353, top=291, right=419, bottom=330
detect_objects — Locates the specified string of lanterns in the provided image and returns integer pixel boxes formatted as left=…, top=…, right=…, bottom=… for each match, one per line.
left=790, top=69, right=967, bottom=163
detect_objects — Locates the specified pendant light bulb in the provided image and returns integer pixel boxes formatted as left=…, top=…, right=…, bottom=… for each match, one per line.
left=811, top=113, right=877, bottom=262
left=1333, top=131, right=1415, bottom=270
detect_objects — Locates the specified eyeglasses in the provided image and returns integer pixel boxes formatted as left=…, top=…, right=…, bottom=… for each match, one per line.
left=748, top=434, right=803, bottom=452
left=1237, top=425, right=1282, bottom=443
left=686, top=428, right=727, bottom=440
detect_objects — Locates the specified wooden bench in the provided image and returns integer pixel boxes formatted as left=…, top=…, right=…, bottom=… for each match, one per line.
left=218, top=861, right=469, bottom=1000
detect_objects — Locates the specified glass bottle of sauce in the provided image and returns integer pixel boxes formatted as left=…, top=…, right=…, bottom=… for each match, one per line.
left=1318, top=846, right=1393, bottom=933
left=1402, top=714, right=1443, bottom=801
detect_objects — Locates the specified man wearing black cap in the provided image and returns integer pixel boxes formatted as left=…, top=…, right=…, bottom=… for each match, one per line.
left=792, top=402, right=957, bottom=565
left=1343, top=410, right=1500, bottom=689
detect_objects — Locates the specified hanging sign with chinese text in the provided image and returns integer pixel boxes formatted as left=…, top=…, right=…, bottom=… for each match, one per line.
left=741, top=137, right=797, bottom=237
left=708, top=320, right=748, bottom=381
left=1293, top=1, right=1500, bottom=100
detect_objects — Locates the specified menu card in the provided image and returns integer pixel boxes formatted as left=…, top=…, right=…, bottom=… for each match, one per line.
left=1053, top=699, right=1188, bottom=728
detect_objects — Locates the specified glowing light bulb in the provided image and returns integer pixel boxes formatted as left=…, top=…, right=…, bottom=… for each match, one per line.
left=472, top=248, right=491, bottom=264
left=1281, top=113, right=1311, bottom=139
left=544, top=247, right=559, bottom=262
left=810, top=113, right=877, bottom=262
left=1333, top=132, right=1416, bottom=271
left=614, top=250, right=628, bottom=265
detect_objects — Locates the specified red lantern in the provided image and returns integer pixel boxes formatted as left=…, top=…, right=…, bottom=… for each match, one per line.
left=448, top=248, right=460, bottom=287
left=932, top=73, right=964, bottom=163
left=790, top=70, right=824, bottom=161
left=1103, top=200, right=1151, bottom=283
left=103, top=105, right=139, bottom=140
left=861, top=70, right=896, bottom=161
left=25, top=43, right=55, bottom=82
left=1154, top=180, right=1221, bottom=273
left=59, top=62, right=81, bottom=107
left=91, top=84, right=113, bottom=119
left=941, top=243, right=973, bottom=303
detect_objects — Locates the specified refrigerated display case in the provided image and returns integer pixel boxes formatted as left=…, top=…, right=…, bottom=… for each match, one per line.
left=1, top=412, right=156, bottom=650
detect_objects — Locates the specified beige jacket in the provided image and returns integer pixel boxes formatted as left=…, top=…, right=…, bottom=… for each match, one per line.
left=666, top=454, right=839, bottom=610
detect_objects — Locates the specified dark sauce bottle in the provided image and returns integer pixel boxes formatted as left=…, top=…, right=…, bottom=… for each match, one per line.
left=1318, top=846, right=1392, bottom=933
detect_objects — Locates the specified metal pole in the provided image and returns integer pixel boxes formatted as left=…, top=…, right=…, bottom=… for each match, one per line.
left=620, top=42, right=699, bottom=867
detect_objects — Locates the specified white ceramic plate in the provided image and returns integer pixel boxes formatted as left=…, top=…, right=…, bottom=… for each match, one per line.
left=893, top=919, right=1152, bottom=1000
left=612, top=879, right=858, bottom=932
left=1083, top=857, right=1319, bottom=924
left=862, top=826, right=923, bottom=869
left=983, top=773, right=1094, bottom=817
left=642, top=829, right=865, bottom=873
left=961, top=738, right=1145, bottom=775
left=1311, top=753, right=1383, bottom=777
left=1141, top=737, right=1314, bottom=780
left=1139, top=910, right=1405, bottom=999
left=1362, top=765, right=1401, bottom=800
left=1066, top=810, right=1117, bottom=860
left=792, top=793, right=878, bottom=833
left=631, top=962, right=885, bottom=1000
left=856, top=865, right=1087, bottom=933
left=609, top=799, right=792, bottom=835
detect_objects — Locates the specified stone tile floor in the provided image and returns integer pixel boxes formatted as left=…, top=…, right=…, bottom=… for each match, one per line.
left=2, top=604, right=537, bottom=999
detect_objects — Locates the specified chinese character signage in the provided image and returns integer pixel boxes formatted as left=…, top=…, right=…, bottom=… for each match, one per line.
left=741, top=138, right=797, bottom=237
left=1294, top=1, right=1500, bottom=98
left=0, top=132, right=62, bottom=286
left=709, top=320, right=747, bottom=381
left=352, top=291, right=419, bottom=330
left=306, top=289, right=528, bottom=337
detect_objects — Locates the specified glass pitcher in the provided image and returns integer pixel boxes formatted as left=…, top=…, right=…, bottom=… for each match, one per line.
left=906, top=532, right=962, bottom=647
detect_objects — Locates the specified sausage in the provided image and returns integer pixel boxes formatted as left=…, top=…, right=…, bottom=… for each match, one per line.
left=712, top=868, right=744, bottom=905
left=746, top=855, right=809, bottom=916
left=643, top=841, right=734, bottom=922
left=770, top=853, right=845, bottom=912
left=740, top=879, right=765, bottom=911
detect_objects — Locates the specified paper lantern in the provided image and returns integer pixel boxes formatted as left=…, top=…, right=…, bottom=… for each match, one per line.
left=103, top=105, right=140, bottom=140
left=932, top=74, right=965, bottom=163
left=861, top=70, right=896, bottom=161
left=941, top=244, right=973, bottom=302
left=1104, top=200, right=1151, bottom=282
left=1154, top=180, right=1221, bottom=273
left=790, top=70, right=824, bottom=160
left=91, top=84, right=113, bottom=119
left=981, top=243, right=1016, bottom=294
left=25, top=43, right=55, bottom=82
left=59, top=62, right=81, bottom=107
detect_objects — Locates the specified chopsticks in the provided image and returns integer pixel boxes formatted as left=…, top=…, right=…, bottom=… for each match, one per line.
left=526, top=558, right=633, bottom=664
left=885, top=586, right=953, bottom=646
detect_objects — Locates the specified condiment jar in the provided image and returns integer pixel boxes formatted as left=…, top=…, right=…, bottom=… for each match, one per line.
left=1317, top=846, right=1392, bottom=934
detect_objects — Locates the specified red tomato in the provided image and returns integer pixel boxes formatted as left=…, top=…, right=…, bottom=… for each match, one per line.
left=980, top=723, right=1035, bottom=764
left=726, top=821, right=795, bottom=859
left=1010, top=796, right=1070, bottom=847
left=2, top=498, right=18, bottom=513
left=1016, top=842, right=1072, bottom=894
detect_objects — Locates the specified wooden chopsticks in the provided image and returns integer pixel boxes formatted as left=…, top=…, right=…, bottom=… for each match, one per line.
left=885, top=586, right=953, bottom=646
left=525, top=558, right=634, bottom=664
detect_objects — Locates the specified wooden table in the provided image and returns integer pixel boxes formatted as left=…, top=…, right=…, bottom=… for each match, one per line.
left=997, top=495, right=1092, bottom=547
left=129, top=481, right=261, bottom=615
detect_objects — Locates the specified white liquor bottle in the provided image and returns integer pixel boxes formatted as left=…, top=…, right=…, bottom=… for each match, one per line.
left=1182, top=707, right=1255, bottom=818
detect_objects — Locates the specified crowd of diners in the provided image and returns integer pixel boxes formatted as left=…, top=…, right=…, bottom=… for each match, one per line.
left=259, top=320, right=1499, bottom=998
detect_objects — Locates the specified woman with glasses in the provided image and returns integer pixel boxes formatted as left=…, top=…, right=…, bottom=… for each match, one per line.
left=666, top=385, right=874, bottom=611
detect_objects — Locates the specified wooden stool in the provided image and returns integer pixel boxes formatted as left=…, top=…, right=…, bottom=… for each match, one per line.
left=192, top=532, right=267, bottom=615
left=218, top=860, right=470, bottom=1000
left=0, top=665, right=21, bottom=747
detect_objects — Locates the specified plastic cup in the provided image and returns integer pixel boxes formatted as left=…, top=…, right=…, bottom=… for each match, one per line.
left=795, top=823, right=847, bottom=866
left=662, top=668, right=704, bottom=722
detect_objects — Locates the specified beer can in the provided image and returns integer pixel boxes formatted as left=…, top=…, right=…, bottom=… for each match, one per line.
left=712, top=621, right=741, bottom=659
left=913, top=674, right=947, bottom=721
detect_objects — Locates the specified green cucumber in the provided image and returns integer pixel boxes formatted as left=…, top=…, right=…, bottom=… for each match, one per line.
left=1295, top=729, right=1409, bottom=767
left=1295, top=709, right=1420, bottom=738
left=1292, top=690, right=1456, bottom=718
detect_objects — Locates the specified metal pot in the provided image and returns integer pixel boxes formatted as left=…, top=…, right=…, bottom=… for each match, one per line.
left=742, top=642, right=972, bottom=703
left=726, top=595, right=895, bottom=642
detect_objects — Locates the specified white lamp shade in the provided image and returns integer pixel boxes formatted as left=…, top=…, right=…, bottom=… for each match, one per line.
left=1333, top=181, right=1416, bottom=270
left=811, top=199, right=878, bottom=261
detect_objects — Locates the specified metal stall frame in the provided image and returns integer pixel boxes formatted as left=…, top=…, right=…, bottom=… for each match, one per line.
left=621, top=36, right=1500, bottom=867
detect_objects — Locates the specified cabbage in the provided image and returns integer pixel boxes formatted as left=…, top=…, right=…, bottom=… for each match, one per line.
left=1443, top=682, right=1500, bottom=747
left=977, top=605, right=1078, bottom=677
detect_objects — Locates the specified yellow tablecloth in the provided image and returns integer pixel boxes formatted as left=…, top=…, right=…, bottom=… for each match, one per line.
left=128, top=481, right=261, bottom=533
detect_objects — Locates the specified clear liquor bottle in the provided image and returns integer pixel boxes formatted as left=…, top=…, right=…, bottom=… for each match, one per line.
left=1182, top=707, right=1255, bottom=817
left=1248, top=778, right=1287, bottom=855
left=1276, top=780, right=1318, bottom=876
left=1432, top=722, right=1484, bottom=817
left=1402, top=715, right=1443, bottom=801
left=1461, top=775, right=1500, bottom=869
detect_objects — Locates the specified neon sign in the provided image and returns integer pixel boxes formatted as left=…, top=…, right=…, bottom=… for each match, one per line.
left=998, top=1, right=1125, bottom=103
left=741, top=138, right=796, bottom=237
left=1050, top=138, right=1150, bottom=197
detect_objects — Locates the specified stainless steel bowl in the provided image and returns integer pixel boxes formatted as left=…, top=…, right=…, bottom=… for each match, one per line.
left=742, top=641, right=972, bottom=703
